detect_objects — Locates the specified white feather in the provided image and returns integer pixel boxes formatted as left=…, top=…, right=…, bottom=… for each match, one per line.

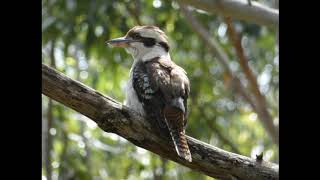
left=124, top=74, right=145, bottom=116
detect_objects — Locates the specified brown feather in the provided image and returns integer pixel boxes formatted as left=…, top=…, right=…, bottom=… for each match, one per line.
left=139, top=57, right=192, bottom=162
left=163, top=105, right=192, bottom=162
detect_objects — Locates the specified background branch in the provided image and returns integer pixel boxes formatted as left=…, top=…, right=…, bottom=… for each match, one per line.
left=125, top=0, right=142, bottom=25
left=179, top=4, right=279, bottom=145
left=225, top=17, right=279, bottom=145
left=43, top=40, right=56, bottom=180
left=176, top=0, right=279, bottom=28
left=42, top=64, right=279, bottom=180
left=74, top=51, right=93, bottom=177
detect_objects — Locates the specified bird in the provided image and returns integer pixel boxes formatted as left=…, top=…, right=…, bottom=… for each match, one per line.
left=106, top=25, right=192, bottom=162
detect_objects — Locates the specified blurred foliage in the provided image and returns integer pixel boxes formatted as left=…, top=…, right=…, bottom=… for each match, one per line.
left=42, top=0, right=278, bottom=179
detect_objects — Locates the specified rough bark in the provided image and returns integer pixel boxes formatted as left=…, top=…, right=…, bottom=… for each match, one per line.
left=42, top=64, right=279, bottom=180
left=176, top=0, right=279, bottom=28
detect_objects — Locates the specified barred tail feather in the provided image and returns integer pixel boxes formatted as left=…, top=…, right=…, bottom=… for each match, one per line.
left=163, top=105, right=192, bottom=162
left=170, top=128, right=192, bottom=162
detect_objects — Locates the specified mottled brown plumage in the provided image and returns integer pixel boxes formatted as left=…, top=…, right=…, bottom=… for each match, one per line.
left=133, top=57, right=191, bottom=162
left=106, top=26, right=192, bottom=162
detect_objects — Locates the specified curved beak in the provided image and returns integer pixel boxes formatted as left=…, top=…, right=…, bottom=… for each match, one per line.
left=105, top=37, right=138, bottom=48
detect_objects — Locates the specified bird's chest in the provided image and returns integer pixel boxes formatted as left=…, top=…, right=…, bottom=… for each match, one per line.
left=124, top=61, right=157, bottom=114
left=124, top=75, right=146, bottom=116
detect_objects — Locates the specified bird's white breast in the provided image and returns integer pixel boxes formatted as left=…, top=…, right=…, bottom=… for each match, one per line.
left=124, top=47, right=169, bottom=115
left=123, top=68, right=145, bottom=116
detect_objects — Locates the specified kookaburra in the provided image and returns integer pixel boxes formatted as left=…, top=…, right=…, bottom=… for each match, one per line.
left=106, top=26, right=192, bottom=162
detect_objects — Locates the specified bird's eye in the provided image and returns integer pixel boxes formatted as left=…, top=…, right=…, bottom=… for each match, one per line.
left=133, top=33, right=141, bottom=39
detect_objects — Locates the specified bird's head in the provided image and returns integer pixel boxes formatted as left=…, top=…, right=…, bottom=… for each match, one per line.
left=106, top=26, right=170, bottom=60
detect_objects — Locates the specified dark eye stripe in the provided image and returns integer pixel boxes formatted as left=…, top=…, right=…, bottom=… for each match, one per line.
left=142, top=37, right=156, bottom=47
left=128, top=32, right=141, bottom=39
left=134, top=34, right=141, bottom=39
left=127, top=31, right=169, bottom=51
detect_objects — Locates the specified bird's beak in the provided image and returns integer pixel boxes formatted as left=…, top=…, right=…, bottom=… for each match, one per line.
left=105, top=37, right=137, bottom=48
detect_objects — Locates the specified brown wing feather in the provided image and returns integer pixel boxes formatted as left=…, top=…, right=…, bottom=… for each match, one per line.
left=145, top=57, right=192, bottom=162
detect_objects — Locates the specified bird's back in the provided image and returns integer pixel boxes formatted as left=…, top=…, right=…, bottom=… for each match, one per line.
left=132, top=56, right=192, bottom=162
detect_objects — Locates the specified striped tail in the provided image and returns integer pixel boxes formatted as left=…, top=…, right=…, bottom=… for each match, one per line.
left=163, top=105, right=192, bottom=162
left=170, top=128, right=192, bottom=162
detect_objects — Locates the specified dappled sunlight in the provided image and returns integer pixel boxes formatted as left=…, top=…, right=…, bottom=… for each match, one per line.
left=258, top=64, right=273, bottom=94
left=153, top=0, right=162, bottom=8
left=92, top=139, right=121, bottom=153
left=249, top=113, right=258, bottom=122
left=218, top=23, right=227, bottom=38
left=49, top=128, right=56, bottom=136
left=79, top=71, right=88, bottom=80
left=52, top=161, right=59, bottom=169
left=102, top=132, right=128, bottom=143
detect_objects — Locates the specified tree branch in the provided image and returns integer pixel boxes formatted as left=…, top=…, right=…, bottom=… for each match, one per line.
left=176, top=0, right=279, bottom=28
left=42, top=64, right=278, bottom=180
